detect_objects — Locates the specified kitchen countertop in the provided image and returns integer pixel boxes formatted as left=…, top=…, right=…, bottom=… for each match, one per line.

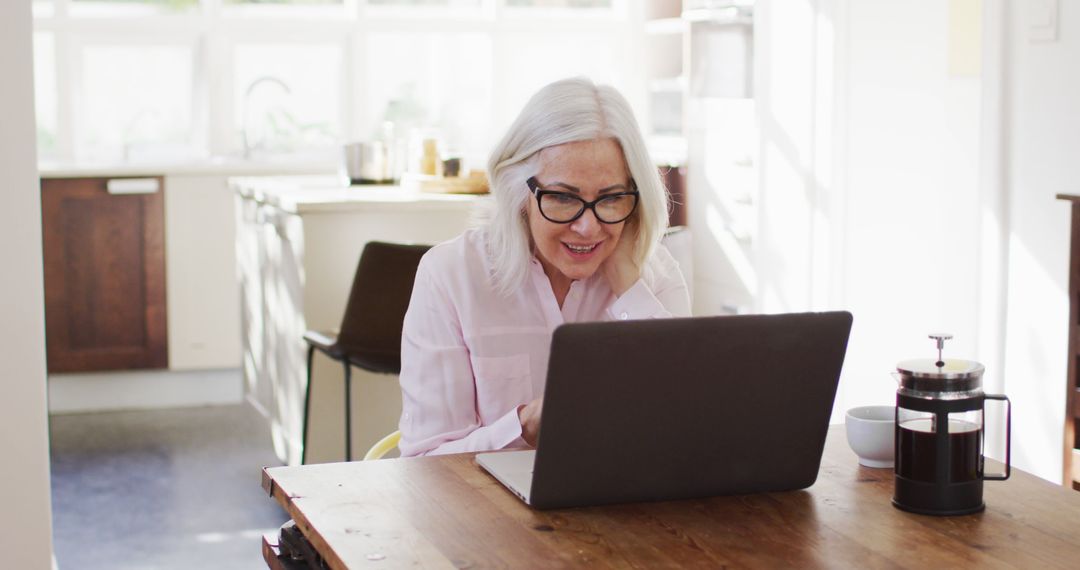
left=230, top=175, right=490, bottom=215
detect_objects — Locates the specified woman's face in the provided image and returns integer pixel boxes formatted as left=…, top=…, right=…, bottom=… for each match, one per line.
left=527, top=138, right=632, bottom=289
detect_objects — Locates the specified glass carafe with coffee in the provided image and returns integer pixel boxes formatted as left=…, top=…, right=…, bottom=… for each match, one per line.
left=893, top=334, right=1011, bottom=515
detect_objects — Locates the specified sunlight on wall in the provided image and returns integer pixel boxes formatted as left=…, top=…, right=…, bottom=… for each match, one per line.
left=752, top=0, right=992, bottom=426
left=763, top=0, right=813, bottom=165
left=1003, top=211, right=1069, bottom=481
left=755, top=0, right=815, bottom=317
left=688, top=97, right=757, bottom=314
left=758, top=136, right=811, bottom=313
left=705, top=203, right=757, bottom=298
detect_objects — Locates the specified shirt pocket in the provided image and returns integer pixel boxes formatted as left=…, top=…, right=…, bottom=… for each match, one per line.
left=471, top=354, right=532, bottom=425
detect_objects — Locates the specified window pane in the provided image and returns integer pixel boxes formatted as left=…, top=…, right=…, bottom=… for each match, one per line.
left=224, top=0, right=341, bottom=4
left=70, top=0, right=199, bottom=16
left=364, top=33, right=492, bottom=169
left=77, top=43, right=196, bottom=162
left=497, top=32, right=623, bottom=130
left=369, top=0, right=479, bottom=7
left=233, top=43, right=342, bottom=156
left=505, top=0, right=611, bottom=7
left=220, top=0, right=347, bottom=19
left=33, top=33, right=58, bottom=157
left=33, top=0, right=55, bottom=18
left=72, top=0, right=198, bottom=4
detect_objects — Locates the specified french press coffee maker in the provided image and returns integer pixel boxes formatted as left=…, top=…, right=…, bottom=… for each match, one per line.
left=893, top=334, right=1011, bottom=515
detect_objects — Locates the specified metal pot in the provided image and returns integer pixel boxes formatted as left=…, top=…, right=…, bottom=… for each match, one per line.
left=343, top=141, right=394, bottom=184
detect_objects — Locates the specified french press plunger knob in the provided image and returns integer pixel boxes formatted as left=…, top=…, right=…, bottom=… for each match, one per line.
left=928, top=333, right=952, bottom=367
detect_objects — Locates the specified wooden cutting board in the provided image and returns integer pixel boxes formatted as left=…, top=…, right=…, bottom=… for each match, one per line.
left=401, top=172, right=489, bottom=195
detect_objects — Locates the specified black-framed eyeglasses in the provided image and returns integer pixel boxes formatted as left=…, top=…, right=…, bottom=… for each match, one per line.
left=526, top=176, right=639, bottom=224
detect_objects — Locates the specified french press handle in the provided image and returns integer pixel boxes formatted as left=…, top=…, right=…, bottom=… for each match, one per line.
left=983, top=393, right=1011, bottom=481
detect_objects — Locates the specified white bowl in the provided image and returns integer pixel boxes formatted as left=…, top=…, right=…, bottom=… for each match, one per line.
left=845, top=405, right=895, bottom=468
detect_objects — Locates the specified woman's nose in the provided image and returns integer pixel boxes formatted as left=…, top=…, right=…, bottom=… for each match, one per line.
left=569, top=208, right=602, bottom=236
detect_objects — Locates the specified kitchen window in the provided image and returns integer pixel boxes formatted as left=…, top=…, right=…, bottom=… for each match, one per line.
left=232, top=41, right=344, bottom=156
left=32, top=32, right=58, bottom=157
left=364, top=32, right=493, bottom=162
left=78, top=41, right=199, bottom=162
left=31, top=0, right=639, bottom=166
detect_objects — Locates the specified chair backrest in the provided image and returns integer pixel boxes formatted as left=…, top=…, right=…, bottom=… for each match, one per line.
left=336, top=241, right=432, bottom=373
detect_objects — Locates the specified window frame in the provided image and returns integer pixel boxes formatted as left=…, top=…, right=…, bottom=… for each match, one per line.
left=32, top=0, right=639, bottom=163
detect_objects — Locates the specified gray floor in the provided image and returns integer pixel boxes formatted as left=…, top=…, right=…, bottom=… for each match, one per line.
left=49, top=404, right=291, bottom=570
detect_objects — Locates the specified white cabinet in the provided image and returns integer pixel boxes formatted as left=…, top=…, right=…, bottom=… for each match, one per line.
left=164, top=175, right=243, bottom=370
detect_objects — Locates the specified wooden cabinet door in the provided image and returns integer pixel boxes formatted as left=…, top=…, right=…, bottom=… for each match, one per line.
left=41, top=177, right=168, bottom=372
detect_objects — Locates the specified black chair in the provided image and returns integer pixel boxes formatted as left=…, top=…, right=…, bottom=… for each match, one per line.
left=302, top=241, right=431, bottom=463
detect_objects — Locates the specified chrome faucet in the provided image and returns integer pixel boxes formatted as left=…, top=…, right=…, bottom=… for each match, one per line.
left=241, top=75, right=292, bottom=159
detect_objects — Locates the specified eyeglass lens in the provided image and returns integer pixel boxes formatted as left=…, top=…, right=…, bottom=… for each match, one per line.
left=539, top=192, right=636, bottom=223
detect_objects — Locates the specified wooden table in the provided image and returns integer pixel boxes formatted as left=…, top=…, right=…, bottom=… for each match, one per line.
left=262, top=425, right=1080, bottom=568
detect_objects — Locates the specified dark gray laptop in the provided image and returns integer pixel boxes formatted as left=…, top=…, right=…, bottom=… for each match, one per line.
left=476, top=311, right=853, bottom=510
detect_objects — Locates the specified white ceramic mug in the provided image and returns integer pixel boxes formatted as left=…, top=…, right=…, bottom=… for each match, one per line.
left=845, top=405, right=895, bottom=468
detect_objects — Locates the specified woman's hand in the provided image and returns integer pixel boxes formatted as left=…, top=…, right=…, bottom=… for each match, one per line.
left=602, top=222, right=641, bottom=297
left=517, top=397, right=543, bottom=447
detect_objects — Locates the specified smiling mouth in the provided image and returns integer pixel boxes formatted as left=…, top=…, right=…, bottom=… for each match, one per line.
left=563, top=242, right=599, bottom=254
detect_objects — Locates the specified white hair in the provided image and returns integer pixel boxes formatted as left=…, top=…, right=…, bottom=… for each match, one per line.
left=484, top=77, right=670, bottom=296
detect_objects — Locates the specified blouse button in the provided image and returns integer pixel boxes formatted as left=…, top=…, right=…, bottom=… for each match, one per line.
left=619, top=312, right=629, bottom=320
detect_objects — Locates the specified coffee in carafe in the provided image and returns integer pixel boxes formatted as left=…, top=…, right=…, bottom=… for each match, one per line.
left=892, top=334, right=1011, bottom=516
left=896, top=418, right=981, bottom=483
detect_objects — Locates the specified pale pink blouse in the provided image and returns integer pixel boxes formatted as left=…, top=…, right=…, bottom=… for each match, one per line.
left=397, top=228, right=691, bottom=457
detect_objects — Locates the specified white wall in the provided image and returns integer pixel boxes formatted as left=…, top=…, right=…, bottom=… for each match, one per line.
left=752, top=0, right=986, bottom=416
left=1000, top=0, right=1075, bottom=483
left=831, top=0, right=986, bottom=414
left=0, top=1, right=55, bottom=567
left=746, top=0, right=1074, bottom=483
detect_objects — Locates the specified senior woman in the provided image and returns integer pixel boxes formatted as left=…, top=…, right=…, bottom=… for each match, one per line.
left=397, top=77, right=691, bottom=457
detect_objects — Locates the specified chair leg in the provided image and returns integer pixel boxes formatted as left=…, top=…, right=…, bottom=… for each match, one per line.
left=302, top=345, right=315, bottom=465
left=343, top=361, right=353, bottom=462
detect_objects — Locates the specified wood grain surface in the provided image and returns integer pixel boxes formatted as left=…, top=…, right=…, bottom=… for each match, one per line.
left=41, top=177, right=167, bottom=372
left=263, top=425, right=1080, bottom=569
